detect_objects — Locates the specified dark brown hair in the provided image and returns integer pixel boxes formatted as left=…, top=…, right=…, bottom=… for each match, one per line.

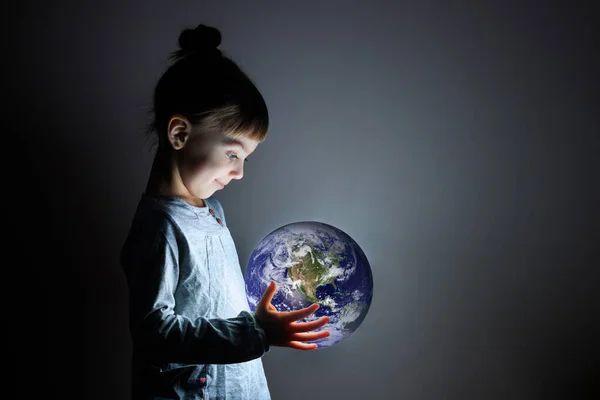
left=147, top=24, right=269, bottom=149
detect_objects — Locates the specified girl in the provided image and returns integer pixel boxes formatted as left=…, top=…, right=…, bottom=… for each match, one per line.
left=120, top=24, right=330, bottom=399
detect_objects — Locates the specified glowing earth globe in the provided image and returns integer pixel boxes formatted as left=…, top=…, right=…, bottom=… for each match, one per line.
left=245, top=221, right=373, bottom=348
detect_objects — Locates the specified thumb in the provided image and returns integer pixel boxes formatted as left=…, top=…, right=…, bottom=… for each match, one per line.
left=258, top=281, right=277, bottom=309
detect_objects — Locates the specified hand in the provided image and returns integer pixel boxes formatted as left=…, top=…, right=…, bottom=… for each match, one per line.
left=255, top=281, right=330, bottom=350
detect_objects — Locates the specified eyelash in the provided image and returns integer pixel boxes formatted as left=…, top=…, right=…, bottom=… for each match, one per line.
left=226, top=153, right=249, bottom=162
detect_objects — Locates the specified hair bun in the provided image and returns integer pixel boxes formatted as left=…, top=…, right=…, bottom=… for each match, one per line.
left=178, top=24, right=222, bottom=54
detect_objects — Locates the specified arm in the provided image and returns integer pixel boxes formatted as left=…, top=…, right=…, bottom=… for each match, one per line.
left=121, top=215, right=268, bottom=365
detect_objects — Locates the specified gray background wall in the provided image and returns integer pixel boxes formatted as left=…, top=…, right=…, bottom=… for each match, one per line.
left=6, top=1, right=598, bottom=399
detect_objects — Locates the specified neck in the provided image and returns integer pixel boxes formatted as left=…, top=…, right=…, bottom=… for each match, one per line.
left=144, top=149, right=171, bottom=196
left=144, top=149, right=205, bottom=207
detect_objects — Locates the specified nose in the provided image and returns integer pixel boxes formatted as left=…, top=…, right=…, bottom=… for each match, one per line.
left=230, top=162, right=244, bottom=180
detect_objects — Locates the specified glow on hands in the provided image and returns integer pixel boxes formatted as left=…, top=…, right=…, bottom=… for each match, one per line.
left=255, top=281, right=330, bottom=350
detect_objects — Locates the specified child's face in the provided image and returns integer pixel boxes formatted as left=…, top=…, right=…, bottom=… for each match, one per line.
left=176, top=130, right=260, bottom=200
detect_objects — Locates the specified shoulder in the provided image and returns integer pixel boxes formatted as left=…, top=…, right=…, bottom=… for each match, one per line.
left=131, top=200, right=180, bottom=237
left=122, top=197, right=183, bottom=255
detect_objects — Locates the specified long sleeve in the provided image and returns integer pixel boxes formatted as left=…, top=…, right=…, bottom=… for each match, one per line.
left=121, top=210, right=269, bottom=366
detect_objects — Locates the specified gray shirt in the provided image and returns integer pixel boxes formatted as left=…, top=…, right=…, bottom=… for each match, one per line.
left=121, top=193, right=271, bottom=399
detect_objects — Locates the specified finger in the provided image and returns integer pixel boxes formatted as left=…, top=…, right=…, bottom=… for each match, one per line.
left=280, top=303, right=320, bottom=323
left=290, top=316, right=330, bottom=332
left=290, top=330, right=330, bottom=342
left=288, top=341, right=318, bottom=351
left=257, top=281, right=277, bottom=309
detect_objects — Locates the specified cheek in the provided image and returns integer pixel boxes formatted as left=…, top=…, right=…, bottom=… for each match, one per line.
left=182, top=146, right=216, bottom=171
left=178, top=153, right=206, bottom=183
left=181, top=154, right=224, bottom=184
left=179, top=156, right=204, bottom=178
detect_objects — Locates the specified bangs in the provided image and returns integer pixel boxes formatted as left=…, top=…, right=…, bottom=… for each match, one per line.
left=197, top=103, right=269, bottom=142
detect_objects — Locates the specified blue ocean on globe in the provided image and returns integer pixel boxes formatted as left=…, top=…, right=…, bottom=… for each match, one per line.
left=245, top=221, right=373, bottom=348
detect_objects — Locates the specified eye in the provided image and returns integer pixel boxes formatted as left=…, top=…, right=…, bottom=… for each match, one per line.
left=227, top=152, right=250, bottom=162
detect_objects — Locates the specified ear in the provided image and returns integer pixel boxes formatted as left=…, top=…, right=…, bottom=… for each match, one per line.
left=167, top=115, right=193, bottom=150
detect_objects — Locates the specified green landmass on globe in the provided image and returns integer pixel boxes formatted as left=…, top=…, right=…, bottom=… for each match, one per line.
left=288, top=243, right=340, bottom=304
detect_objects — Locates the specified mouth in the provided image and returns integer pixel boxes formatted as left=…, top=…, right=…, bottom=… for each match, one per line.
left=215, top=179, right=225, bottom=189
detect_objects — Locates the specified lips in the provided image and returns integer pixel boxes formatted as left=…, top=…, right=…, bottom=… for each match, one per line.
left=215, top=179, right=225, bottom=189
